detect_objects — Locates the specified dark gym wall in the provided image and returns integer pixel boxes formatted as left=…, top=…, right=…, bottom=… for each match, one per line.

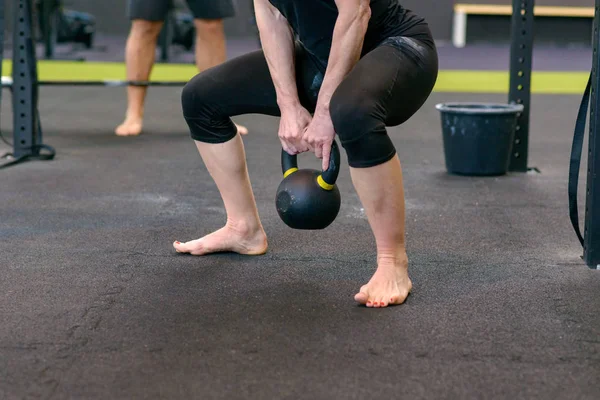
left=458, top=0, right=595, bottom=45
left=401, top=0, right=454, bottom=42
left=2, top=0, right=257, bottom=37
left=2, top=0, right=594, bottom=45
left=378, top=0, right=594, bottom=44
left=460, top=0, right=593, bottom=6
left=0, top=0, right=461, bottom=41
left=58, top=0, right=257, bottom=37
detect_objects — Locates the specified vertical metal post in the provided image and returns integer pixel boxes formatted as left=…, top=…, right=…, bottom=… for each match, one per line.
left=158, top=11, right=173, bottom=62
left=508, top=0, right=535, bottom=172
left=0, top=0, right=5, bottom=120
left=250, top=0, right=261, bottom=48
left=41, top=0, right=60, bottom=59
left=12, top=0, right=42, bottom=158
left=584, top=1, right=600, bottom=269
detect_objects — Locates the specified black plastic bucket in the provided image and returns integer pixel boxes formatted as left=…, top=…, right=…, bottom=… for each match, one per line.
left=435, top=102, right=524, bottom=176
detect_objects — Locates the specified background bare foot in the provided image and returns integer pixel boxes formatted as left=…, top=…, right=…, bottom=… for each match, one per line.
left=115, top=117, right=143, bottom=136
left=236, top=123, right=249, bottom=135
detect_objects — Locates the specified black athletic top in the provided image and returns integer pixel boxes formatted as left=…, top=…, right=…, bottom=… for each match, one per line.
left=268, top=0, right=433, bottom=69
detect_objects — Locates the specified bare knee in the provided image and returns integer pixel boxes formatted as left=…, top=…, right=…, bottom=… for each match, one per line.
left=194, top=19, right=225, bottom=40
left=129, top=20, right=163, bottom=41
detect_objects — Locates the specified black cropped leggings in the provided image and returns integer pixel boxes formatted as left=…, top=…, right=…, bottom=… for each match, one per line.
left=181, top=36, right=438, bottom=168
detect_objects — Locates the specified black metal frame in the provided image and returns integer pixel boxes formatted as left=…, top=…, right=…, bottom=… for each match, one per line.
left=12, top=0, right=42, bottom=158
left=0, top=0, right=4, bottom=124
left=508, top=0, right=535, bottom=172
left=583, top=1, right=600, bottom=268
left=0, top=0, right=54, bottom=169
left=40, top=0, right=59, bottom=59
left=37, top=0, right=85, bottom=61
left=2, top=78, right=188, bottom=88
left=158, top=11, right=174, bottom=63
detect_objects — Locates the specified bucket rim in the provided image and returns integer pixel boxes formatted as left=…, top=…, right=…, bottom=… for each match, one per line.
left=435, top=102, right=524, bottom=114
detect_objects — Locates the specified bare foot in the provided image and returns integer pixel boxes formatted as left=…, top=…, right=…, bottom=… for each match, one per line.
left=235, top=123, right=248, bottom=135
left=354, top=254, right=412, bottom=308
left=173, top=222, right=267, bottom=256
left=115, top=116, right=143, bottom=136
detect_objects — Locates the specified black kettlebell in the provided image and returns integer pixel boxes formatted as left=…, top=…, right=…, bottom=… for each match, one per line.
left=275, top=140, right=341, bottom=230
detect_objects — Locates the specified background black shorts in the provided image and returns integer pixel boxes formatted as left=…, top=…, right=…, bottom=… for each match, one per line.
left=127, top=0, right=236, bottom=21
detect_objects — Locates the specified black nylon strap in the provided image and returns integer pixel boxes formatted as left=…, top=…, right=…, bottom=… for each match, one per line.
left=568, top=72, right=592, bottom=246
left=0, top=0, right=4, bottom=123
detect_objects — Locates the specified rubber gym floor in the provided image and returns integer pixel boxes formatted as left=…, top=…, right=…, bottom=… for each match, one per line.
left=1, top=40, right=599, bottom=399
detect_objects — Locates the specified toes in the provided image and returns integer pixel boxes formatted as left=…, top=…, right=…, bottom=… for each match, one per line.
left=355, top=288, right=390, bottom=308
left=362, top=295, right=392, bottom=308
left=178, top=238, right=218, bottom=256
left=354, top=290, right=369, bottom=305
left=389, top=291, right=410, bottom=305
left=173, top=240, right=201, bottom=254
left=369, top=299, right=381, bottom=308
left=173, top=240, right=186, bottom=253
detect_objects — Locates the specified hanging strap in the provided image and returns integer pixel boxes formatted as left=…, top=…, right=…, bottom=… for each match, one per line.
left=568, top=72, right=592, bottom=246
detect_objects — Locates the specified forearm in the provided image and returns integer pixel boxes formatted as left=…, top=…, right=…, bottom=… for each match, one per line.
left=315, top=4, right=371, bottom=116
left=254, top=0, right=301, bottom=111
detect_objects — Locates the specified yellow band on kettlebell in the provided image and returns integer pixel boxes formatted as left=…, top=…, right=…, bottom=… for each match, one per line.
left=317, top=175, right=335, bottom=191
left=283, top=167, right=298, bottom=178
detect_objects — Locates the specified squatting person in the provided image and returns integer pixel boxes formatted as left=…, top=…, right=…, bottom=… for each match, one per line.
left=116, top=0, right=247, bottom=136
left=173, top=0, right=438, bottom=308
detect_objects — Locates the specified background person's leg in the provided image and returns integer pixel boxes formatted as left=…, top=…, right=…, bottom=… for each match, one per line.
left=116, top=0, right=170, bottom=136
left=329, top=39, right=438, bottom=308
left=191, top=18, right=250, bottom=135
left=193, top=19, right=226, bottom=73
left=187, top=0, right=249, bottom=134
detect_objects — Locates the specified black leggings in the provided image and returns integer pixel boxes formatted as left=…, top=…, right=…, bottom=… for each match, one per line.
left=181, top=36, right=438, bottom=168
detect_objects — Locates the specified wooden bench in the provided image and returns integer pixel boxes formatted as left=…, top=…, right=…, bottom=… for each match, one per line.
left=452, top=4, right=595, bottom=47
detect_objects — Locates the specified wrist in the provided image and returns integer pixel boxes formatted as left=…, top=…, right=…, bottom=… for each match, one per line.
left=315, top=102, right=331, bottom=119
left=277, top=98, right=302, bottom=113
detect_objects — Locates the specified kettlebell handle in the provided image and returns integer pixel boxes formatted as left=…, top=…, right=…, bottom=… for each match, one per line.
left=281, top=140, right=341, bottom=190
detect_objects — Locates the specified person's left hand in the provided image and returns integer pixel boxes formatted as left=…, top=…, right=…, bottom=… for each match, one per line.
left=302, top=110, right=336, bottom=171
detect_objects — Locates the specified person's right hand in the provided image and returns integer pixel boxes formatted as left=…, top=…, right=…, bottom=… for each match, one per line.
left=278, top=105, right=313, bottom=155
